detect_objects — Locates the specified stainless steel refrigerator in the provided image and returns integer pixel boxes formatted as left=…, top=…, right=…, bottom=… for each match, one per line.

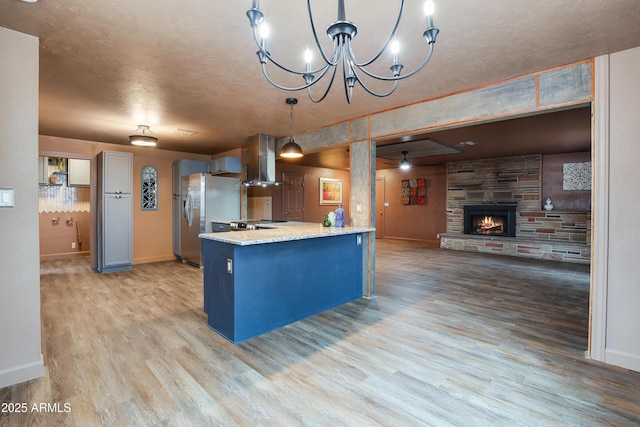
left=181, top=173, right=240, bottom=267
left=172, top=160, right=207, bottom=260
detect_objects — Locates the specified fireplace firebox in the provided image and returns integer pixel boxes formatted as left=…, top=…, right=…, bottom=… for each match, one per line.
left=463, top=205, right=517, bottom=237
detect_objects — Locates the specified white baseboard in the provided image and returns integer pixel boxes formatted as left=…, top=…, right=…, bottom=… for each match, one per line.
left=0, top=357, right=44, bottom=388
left=605, top=349, right=640, bottom=373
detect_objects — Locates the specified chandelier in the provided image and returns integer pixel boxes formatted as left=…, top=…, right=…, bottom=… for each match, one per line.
left=246, top=0, right=440, bottom=104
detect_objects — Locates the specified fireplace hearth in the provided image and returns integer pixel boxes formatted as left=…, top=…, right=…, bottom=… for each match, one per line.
left=463, top=205, right=517, bottom=237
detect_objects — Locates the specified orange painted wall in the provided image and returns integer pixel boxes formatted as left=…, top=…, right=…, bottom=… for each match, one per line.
left=39, top=135, right=210, bottom=264
left=39, top=211, right=91, bottom=260
left=375, top=165, right=447, bottom=246
left=248, top=163, right=351, bottom=224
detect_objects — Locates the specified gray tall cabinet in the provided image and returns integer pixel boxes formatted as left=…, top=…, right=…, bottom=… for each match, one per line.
left=97, top=151, right=133, bottom=273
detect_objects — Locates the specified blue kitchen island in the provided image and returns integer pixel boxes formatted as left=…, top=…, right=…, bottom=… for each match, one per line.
left=199, top=222, right=375, bottom=344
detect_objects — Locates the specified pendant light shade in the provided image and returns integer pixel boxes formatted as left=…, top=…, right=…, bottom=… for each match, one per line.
left=280, top=98, right=303, bottom=158
left=280, top=138, right=303, bottom=158
left=129, top=125, right=158, bottom=147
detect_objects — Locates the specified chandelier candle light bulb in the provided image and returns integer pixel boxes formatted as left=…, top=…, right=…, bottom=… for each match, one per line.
left=425, top=0, right=435, bottom=24
left=390, top=40, right=400, bottom=64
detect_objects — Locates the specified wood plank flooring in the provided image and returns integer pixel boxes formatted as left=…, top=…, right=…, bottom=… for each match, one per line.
left=2, top=239, right=640, bottom=426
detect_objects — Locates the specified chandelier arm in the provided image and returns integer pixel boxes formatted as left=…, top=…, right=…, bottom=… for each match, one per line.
left=260, top=60, right=335, bottom=92
left=342, top=53, right=354, bottom=104
left=359, top=79, right=400, bottom=98
left=353, top=43, right=435, bottom=82
left=252, top=26, right=339, bottom=75
left=307, top=60, right=341, bottom=103
left=307, top=0, right=339, bottom=66
left=349, top=0, right=406, bottom=67
left=351, top=68, right=400, bottom=98
left=260, top=64, right=314, bottom=91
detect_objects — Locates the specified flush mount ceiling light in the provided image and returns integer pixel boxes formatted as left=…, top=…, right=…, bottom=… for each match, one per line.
left=129, top=125, right=158, bottom=147
left=247, top=0, right=440, bottom=104
left=280, top=98, right=304, bottom=158
left=399, top=151, right=411, bottom=170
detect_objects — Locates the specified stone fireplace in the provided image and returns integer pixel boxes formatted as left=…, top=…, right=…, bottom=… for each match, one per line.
left=463, top=205, right=517, bottom=237
left=441, top=154, right=591, bottom=264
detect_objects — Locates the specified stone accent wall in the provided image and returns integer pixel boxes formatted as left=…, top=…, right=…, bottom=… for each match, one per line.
left=443, top=154, right=591, bottom=264
left=518, top=211, right=591, bottom=244
left=447, top=155, right=541, bottom=233
left=439, top=234, right=591, bottom=264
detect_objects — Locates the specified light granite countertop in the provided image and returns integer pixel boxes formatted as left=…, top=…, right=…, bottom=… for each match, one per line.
left=199, top=221, right=375, bottom=246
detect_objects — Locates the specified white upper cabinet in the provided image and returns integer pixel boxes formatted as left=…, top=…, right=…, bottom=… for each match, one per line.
left=68, top=158, right=91, bottom=186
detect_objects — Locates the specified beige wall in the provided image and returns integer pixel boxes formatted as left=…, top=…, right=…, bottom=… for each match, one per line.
left=0, top=27, right=43, bottom=388
left=598, top=46, right=640, bottom=371
left=39, top=135, right=210, bottom=265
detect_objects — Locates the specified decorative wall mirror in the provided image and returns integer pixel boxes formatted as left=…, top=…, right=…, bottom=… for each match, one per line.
left=141, top=165, right=158, bottom=211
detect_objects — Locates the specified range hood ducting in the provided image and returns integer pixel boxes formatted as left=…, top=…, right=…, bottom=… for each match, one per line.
left=243, top=133, right=279, bottom=186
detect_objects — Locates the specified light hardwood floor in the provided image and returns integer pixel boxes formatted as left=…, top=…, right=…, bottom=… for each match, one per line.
left=2, top=240, right=640, bottom=426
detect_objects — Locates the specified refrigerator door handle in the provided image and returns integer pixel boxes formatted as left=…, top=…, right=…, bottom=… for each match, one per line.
left=184, top=188, right=193, bottom=227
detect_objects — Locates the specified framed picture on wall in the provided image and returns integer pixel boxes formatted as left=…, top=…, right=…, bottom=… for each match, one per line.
left=319, top=177, right=342, bottom=205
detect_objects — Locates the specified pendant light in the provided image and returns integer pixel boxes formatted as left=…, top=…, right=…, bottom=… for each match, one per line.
left=129, top=125, right=158, bottom=147
left=280, top=98, right=303, bottom=158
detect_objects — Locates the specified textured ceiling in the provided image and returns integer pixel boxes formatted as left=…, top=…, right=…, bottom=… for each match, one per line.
left=0, top=0, right=639, bottom=158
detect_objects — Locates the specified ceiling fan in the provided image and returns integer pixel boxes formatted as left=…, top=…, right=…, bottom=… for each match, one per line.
left=384, top=151, right=443, bottom=169
left=399, top=151, right=411, bottom=170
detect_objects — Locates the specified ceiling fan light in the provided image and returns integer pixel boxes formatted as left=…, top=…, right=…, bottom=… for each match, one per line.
left=280, top=138, right=303, bottom=158
left=399, top=150, right=411, bottom=170
left=129, top=125, right=158, bottom=147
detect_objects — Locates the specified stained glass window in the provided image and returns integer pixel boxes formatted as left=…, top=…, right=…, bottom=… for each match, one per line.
left=141, top=166, right=158, bottom=210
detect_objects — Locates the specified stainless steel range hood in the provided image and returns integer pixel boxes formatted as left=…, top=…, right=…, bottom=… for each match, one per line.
left=243, top=133, right=279, bottom=186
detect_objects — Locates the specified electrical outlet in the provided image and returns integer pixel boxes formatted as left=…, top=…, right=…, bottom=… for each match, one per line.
left=71, top=242, right=76, bottom=249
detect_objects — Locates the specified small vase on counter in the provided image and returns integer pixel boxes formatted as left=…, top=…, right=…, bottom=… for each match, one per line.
left=322, top=214, right=331, bottom=227
left=544, top=198, right=554, bottom=211
left=334, top=204, right=345, bottom=228
left=328, top=211, right=336, bottom=226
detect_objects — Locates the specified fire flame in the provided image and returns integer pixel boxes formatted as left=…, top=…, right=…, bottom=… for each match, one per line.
left=481, top=215, right=495, bottom=227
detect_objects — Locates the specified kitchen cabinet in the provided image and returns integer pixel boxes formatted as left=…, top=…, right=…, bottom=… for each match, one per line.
left=67, top=158, right=90, bottom=186
left=208, top=156, right=241, bottom=175
left=38, top=156, right=49, bottom=184
left=201, top=228, right=369, bottom=343
left=97, top=151, right=133, bottom=273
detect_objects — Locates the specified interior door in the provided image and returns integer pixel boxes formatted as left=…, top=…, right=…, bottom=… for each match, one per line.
left=282, top=172, right=304, bottom=222
left=375, top=177, right=385, bottom=239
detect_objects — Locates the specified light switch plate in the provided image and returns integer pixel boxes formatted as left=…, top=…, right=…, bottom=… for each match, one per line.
left=0, top=188, right=15, bottom=207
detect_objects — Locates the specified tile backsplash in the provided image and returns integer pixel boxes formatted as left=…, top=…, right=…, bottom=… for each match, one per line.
left=38, top=173, right=90, bottom=213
